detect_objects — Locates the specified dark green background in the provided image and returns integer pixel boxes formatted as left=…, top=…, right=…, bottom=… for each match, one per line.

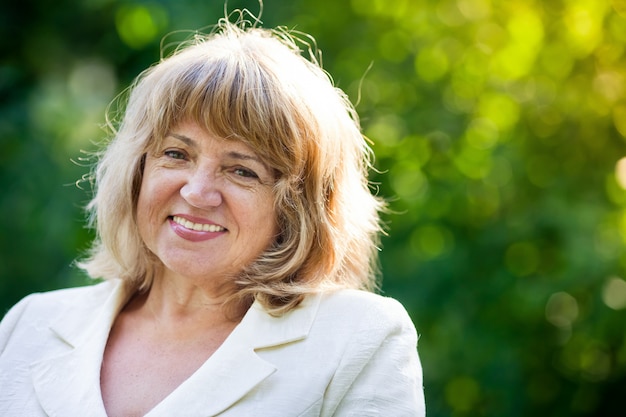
left=2, top=0, right=626, bottom=415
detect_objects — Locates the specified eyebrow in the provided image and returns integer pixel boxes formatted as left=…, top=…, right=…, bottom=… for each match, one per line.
left=226, top=151, right=263, bottom=164
left=169, top=133, right=197, bottom=148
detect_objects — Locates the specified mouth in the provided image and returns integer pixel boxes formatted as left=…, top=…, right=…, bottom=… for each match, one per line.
left=170, top=215, right=226, bottom=232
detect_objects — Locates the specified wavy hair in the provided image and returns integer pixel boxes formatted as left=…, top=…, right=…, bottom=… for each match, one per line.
left=79, top=17, right=386, bottom=314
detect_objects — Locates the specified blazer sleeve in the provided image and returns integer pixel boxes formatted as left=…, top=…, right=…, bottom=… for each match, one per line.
left=322, top=296, right=426, bottom=417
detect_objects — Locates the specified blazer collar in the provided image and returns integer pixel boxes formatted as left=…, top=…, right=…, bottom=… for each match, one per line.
left=30, top=280, right=322, bottom=417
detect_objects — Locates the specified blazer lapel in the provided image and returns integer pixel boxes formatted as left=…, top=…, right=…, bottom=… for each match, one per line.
left=148, top=292, right=323, bottom=417
left=30, top=280, right=129, bottom=417
left=146, top=342, right=276, bottom=416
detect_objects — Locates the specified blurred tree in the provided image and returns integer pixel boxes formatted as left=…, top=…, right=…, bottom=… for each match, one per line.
left=2, top=0, right=626, bottom=416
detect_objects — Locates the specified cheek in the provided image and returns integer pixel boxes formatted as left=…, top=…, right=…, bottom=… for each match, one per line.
left=136, top=171, right=173, bottom=234
left=241, top=191, right=278, bottom=238
left=138, top=164, right=180, bottom=207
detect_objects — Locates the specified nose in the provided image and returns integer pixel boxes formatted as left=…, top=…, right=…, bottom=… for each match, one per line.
left=180, top=167, right=223, bottom=208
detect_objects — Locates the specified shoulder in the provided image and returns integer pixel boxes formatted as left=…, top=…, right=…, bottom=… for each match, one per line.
left=2, top=280, right=119, bottom=319
left=300, top=289, right=418, bottom=352
left=0, top=280, right=123, bottom=351
left=316, top=289, right=416, bottom=332
left=319, top=289, right=410, bottom=314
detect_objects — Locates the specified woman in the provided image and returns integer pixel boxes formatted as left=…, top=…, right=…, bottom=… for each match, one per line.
left=0, top=17, right=425, bottom=416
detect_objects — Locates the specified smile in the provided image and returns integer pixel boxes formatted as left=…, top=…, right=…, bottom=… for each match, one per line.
left=171, top=216, right=226, bottom=232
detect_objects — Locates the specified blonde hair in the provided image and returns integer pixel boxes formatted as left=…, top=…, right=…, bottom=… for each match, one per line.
left=80, top=18, right=385, bottom=314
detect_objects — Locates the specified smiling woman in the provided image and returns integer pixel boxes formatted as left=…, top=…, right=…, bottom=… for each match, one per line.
left=0, top=11, right=425, bottom=417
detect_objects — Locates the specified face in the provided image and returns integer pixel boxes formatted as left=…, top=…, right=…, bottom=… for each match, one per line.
left=136, top=120, right=278, bottom=286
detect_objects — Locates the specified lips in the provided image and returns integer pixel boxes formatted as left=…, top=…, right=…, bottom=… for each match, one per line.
left=169, top=215, right=226, bottom=242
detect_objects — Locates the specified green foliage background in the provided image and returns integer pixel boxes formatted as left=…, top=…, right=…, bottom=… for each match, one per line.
left=2, top=0, right=626, bottom=415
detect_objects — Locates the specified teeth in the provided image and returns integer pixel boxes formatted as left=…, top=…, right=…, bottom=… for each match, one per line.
left=172, top=216, right=225, bottom=232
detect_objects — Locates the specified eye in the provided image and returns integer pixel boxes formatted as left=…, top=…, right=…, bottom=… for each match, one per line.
left=164, top=149, right=187, bottom=160
left=233, top=167, right=259, bottom=179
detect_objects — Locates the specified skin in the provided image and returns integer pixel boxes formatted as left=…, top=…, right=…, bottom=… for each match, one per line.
left=100, top=120, right=278, bottom=417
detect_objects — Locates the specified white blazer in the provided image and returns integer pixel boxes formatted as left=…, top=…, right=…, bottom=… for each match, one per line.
left=0, top=280, right=425, bottom=416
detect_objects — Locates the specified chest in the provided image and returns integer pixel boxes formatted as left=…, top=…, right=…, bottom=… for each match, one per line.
left=100, top=320, right=232, bottom=417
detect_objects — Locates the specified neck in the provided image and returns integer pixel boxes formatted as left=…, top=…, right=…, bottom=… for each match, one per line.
left=133, top=269, right=249, bottom=330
